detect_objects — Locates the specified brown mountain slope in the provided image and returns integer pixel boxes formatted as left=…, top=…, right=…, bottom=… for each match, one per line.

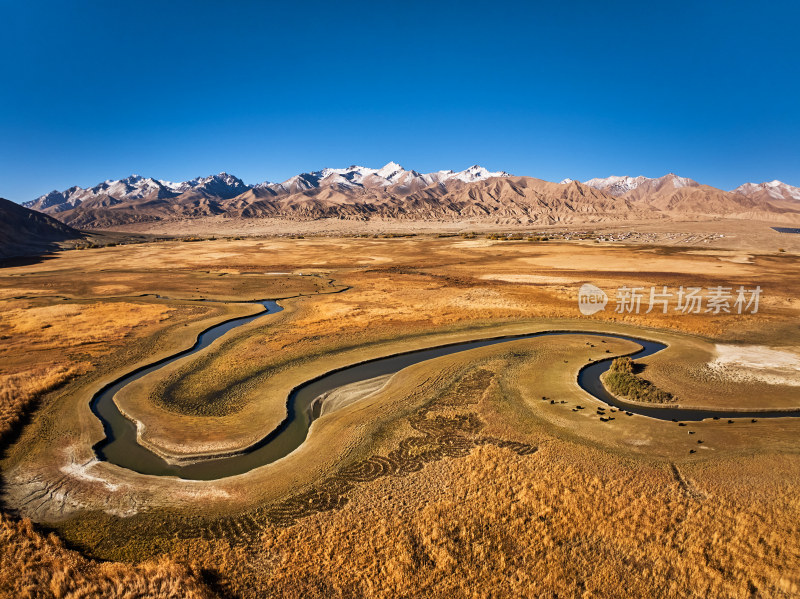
left=53, top=190, right=227, bottom=228
left=221, top=176, right=653, bottom=224
left=0, top=198, right=83, bottom=258
left=48, top=177, right=654, bottom=227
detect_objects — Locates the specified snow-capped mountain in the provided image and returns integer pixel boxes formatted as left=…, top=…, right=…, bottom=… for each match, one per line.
left=84, top=174, right=172, bottom=199
left=24, top=175, right=178, bottom=212
left=437, top=165, right=512, bottom=184
left=25, top=173, right=251, bottom=211
left=24, top=163, right=511, bottom=213
left=732, top=180, right=800, bottom=202
left=257, top=162, right=510, bottom=194
left=28, top=187, right=87, bottom=212
left=169, top=172, right=250, bottom=199
left=582, top=174, right=696, bottom=197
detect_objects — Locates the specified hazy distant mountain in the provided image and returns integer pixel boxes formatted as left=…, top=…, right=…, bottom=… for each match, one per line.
left=575, top=173, right=791, bottom=219
left=0, top=197, right=82, bottom=258
left=20, top=165, right=800, bottom=230
left=732, top=180, right=800, bottom=204
left=582, top=174, right=699, bottom=197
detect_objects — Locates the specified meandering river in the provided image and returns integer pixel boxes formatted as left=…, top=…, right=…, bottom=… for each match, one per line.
left=90, top=300, right=800, bottom=480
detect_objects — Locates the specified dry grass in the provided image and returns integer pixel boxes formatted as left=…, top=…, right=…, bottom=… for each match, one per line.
left=0, top=513, right=213, bottom=598
left=179, top=444, right=800, bottom=599
left=87, top=216, right=800, bottom=254
left=0, top=302, right=175, bottom=352
left=0, top=300, right=178, bottom=445
left=0, top=365, right=87, bottom=443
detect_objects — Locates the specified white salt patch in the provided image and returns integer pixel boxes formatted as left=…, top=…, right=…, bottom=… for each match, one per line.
left=708, top=344, right=800, bottom=386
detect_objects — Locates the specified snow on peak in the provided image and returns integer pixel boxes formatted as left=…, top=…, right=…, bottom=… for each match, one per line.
left=186, top=172, right=245, bottom=187
left=267, top=162, right=511, bottom=192
left=665, top=173, right=692, bottom=188
left=166, top=172, right=250, bottom=198
left=79, top=174, right=174, bottom=201
left=26, top=172, right=253, bottom=209
left=375, top=162, right=408, bottom=182
left=446, top=165, right=511, bottom=183
left=23, top=187, right=85, bottom=211
left=88, top=175, right=167, bottom=200
left=377, top=161, right=404, bottom=174
left=158, top=179, right=183, bottom=192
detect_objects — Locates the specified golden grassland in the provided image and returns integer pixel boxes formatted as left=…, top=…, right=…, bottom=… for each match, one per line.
left=0, top=299, right=194, bottom=443
left=0, top=512, right=212, bottom=599
left=223, top=444, right=800, bottom=598
left=0, top=235, right=798, bottom=598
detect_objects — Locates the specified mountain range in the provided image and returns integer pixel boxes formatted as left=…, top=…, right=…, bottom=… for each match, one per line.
left=20, top=164, right=800, bottom=230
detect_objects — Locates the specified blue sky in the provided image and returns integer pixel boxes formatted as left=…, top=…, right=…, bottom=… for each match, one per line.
left=2, top=0, right=798, bottom=202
